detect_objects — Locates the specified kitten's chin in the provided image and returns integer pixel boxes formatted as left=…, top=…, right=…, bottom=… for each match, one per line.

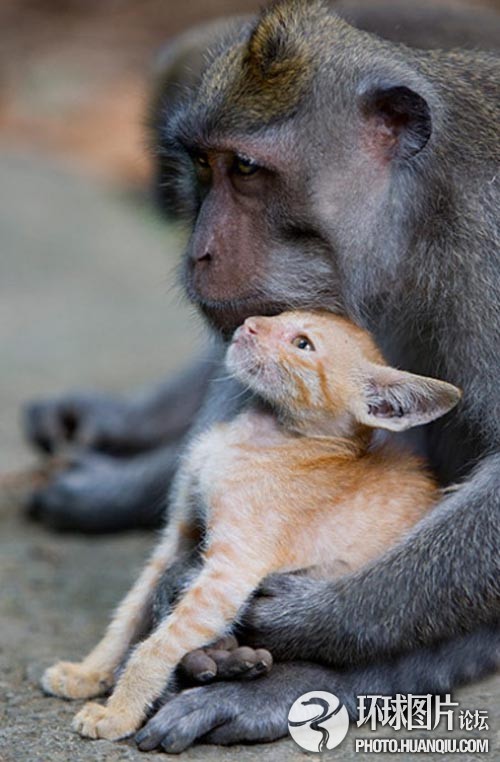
left=226, top=335, right=289, bottom=407
left=225, top=342, right=257, bottom=389
left=225, top=342, right=270, bottom=399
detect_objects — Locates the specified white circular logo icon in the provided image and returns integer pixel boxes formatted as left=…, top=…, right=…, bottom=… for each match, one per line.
left=288, top=691, right=350, bottom=752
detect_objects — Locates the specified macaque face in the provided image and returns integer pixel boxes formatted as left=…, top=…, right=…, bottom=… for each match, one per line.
left=156, top=3, right=432, bottom=337
left=175, top=135, right=341, bottom=337
left=160, top=97, right=430, bottom=339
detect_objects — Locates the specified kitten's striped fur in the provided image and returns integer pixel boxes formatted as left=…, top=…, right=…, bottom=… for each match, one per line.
left=42, top=311, right=460, bottom=740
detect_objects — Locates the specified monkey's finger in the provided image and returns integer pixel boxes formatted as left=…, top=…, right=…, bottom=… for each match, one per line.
left=77, top=419, right=103, bottom=450
left=240, top=648, right=273, bottom=679
left=77, top=417, right=126, bottom=452
left=160, top=708, right=227, bottom=754
left=207, top=646, right=270, bottom=680
left=23, top=401, right=66, bottom=454
left=136, top=687, right=229, bottom=752
left=179, top=650, right=217, bottom=683
left=179, top=636, right=240, bottom=685
left=140, top=707, right=226, bottom=754
left=224, top=646, right=273, bottom=679
left=208, top=634, right=239, bottom=651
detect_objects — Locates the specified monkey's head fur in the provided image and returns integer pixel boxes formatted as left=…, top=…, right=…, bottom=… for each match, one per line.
left=225, top=310, right=461, bottom=439
left=153, top=0, right=499, bottom=375
left=196, top=0, right=324, bottom=127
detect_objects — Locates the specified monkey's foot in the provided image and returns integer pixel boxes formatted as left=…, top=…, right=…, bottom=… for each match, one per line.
left=180, top=638, right=273, bottom=683
left=41, top=661, right=113, bottom=699
left=72, top=701, right=139, bottom=740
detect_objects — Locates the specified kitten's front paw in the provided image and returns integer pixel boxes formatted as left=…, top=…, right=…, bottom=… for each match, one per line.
left=72, top=702, right=138, bottom=740
left=41, top=661, right=113, bottom=699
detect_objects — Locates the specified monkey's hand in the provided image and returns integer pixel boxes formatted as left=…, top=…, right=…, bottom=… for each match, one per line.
left=179, top=635, right=273, bottom=684
left=41, top=661, right=113, bottom=700
left=23, top=353, right=219, bottom=458
left=241, top=573, right=335, bottom=662
left=136, top=662, right=335, bottom=752
left=24, top=392, right=142, bottom=455
left=26, top=449, right=170, bottom=532
left=243, top=456, right=500, bottom=668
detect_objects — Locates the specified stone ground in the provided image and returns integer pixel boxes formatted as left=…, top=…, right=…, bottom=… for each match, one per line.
left=0, top=151, right=499, bottom=762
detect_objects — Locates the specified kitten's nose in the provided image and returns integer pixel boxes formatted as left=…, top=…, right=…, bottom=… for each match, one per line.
left=243, top=318, right=259, bottom=335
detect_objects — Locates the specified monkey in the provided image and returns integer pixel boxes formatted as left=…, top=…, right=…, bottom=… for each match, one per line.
left=332, top=0, right=500, bottom=51
left=41, top=310, right=460, bottom=741
left=23, top=0, right=500, bottom=534
left=132, top=0, right=498, bottom=750
left=23, top=0, right=500, bottom=751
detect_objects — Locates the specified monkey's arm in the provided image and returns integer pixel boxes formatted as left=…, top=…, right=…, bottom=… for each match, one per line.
left=136, top=623, right=499, bottom=752
left=24, top=347, right=221, bottom=456
left=24, top=353, right=247, bottom=533
left=23, top=348, right=222, bottom=532
left=243, top=452, right=500, bottom=666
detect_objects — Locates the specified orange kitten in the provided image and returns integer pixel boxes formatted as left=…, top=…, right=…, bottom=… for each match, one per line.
left=42, top=311, right=461, bottom=741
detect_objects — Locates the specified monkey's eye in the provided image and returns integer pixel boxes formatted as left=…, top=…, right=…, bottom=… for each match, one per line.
left=291, top=335, right=315, bottom=352
left=193, top=152, right=210, bottom=170
left=233, top=155, right=260, bottom=177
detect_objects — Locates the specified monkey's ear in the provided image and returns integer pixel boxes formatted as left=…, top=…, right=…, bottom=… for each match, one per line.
left=360, top=85, right=432, bottom=160
left=355, top=365, right=461, bottom=432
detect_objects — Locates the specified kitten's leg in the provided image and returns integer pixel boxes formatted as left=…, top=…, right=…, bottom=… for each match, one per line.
left=72, top=523, right=273, bottom=740
left=41, top=515, right=190, bottom=700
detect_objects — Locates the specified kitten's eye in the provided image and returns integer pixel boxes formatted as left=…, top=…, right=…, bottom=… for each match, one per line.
left=291, top=335, right=315, bottom=352
left=233, top=155, right=260, bottom=176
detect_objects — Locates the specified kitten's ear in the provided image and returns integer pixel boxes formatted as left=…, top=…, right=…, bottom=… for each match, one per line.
left=354, top=365, right=461, bottom=432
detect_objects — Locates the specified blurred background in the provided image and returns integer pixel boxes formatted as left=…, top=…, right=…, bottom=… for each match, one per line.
left=0, top=0, right=260, bottom=476
left=0, top=3, right=498, bottom=761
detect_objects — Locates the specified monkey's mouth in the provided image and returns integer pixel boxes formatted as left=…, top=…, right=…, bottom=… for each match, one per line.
left=196, top=296, right=286, bottom=338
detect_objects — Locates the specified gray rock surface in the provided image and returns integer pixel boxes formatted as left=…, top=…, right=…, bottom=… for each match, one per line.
left=0, top=153, right=498, bottom=761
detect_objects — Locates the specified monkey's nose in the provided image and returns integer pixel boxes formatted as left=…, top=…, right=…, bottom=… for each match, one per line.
left=195, top=251, right=212, bottom=264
